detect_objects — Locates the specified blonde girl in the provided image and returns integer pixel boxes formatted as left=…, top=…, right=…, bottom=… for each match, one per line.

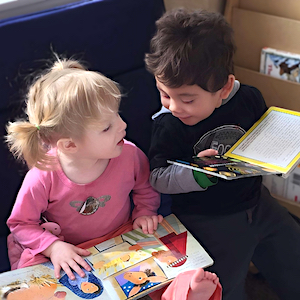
left=6, top=58, right=162, bottom=280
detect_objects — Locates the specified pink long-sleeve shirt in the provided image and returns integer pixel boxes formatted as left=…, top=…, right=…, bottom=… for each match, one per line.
left=7, top=140, right=160, bottom=266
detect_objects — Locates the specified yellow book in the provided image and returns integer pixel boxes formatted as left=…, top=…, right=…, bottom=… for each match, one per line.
left=168, top=107, right=300, bottom=180
left=225, top=106, right=300, bottom=177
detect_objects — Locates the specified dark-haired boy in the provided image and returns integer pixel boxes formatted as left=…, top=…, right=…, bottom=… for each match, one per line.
left=145, top=8, right=300, bottom=300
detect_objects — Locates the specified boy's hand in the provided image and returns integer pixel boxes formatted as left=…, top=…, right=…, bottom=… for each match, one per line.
left=42, top=240, right=91, bottom=280
left=196, top=149, right=218, bottom=157
left=133, top=215, right=163, bottom=234
left=193, top=148, right=219, bottom=186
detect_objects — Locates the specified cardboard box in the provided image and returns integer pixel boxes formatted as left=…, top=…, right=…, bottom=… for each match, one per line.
left=231, top=8, right=300, bottom=72
left=263, top=166, right=300, bottom=204
left=285, top=165, right=300, bottom=203
left=225, top=0, right=300, bottom=217
left=234, top=66, right=300, bottom=111
left=225, top=0, right=300, bottom=24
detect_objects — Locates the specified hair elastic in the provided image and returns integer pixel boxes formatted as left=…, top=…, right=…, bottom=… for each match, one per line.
left=35, top=124, right=40, bottom=130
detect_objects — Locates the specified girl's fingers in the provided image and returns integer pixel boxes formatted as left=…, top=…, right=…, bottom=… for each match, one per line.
left=60, top=262, right=76, bottom=280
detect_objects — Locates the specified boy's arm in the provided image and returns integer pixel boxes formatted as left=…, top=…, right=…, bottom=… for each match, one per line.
left=149, top=116, right=217, bottom=194
left=150, top=165, right=217, bottom=194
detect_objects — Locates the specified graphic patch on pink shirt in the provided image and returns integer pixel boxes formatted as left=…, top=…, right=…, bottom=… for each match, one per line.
left=69, top=195, right=111, bottom=215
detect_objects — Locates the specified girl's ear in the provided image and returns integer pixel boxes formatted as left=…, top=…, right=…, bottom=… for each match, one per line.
left=57, top=138, right=78, bottom=154
left=220, top=74, right=235, bottom=100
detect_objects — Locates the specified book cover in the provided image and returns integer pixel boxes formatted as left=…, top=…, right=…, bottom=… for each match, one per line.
left=260, top=47, right=300, bottom=83
left=168, top=107, right=300, bottom=180
left=167, top=155, right=280, bottom=180
left=0, top=214, right=213, bottom=300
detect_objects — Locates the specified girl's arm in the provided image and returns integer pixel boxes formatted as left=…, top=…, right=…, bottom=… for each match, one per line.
left=7, top=168, right=60, bottom=256
left=130, top=146, right=161, bottom=219
left=8, top=168, right=91, bottom=279
left=130, top=146, right=162, bottom=233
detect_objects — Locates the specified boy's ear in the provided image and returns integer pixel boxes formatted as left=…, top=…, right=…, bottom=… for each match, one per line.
left=57, top=138, right=78, bottom=154
left=220, top=74, right=235, bottom=100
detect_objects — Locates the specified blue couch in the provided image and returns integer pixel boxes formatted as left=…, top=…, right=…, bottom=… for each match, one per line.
left=0, top=0, right=171, bottom=273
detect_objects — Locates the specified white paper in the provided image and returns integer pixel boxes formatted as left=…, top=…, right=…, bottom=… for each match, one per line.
left=231, top=110, right=300, bottom=168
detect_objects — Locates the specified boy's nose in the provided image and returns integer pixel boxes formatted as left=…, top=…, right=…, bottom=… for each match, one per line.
left=168, top=99, right=180, bottom=113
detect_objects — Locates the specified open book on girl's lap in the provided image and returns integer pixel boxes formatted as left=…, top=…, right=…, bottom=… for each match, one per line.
left=168, top=107, right=300, bottom=180
left=0, top=214, right=213, bottom=300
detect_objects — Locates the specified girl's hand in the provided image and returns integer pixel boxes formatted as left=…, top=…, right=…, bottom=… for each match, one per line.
left=133, top=215, right=163, bottom=234
left=42, top=240, right=91, bottom=280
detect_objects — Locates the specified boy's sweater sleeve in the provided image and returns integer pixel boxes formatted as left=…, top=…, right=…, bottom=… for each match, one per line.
left=7, top=169, right=59, bottom=256
left=150, top=165, right=208, bottom=194
left=131, top=146, right=161, bottom=220
left=149, top=116, right=216, bottom=194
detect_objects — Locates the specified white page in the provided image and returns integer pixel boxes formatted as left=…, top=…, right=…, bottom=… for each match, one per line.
left=231, top=110, right=300, bottom=168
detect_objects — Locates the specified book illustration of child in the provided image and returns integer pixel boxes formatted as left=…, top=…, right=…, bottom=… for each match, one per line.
left=5, top=55, right=222, bottom=300
left=145, top=7, right=300, bottom=300
left=92, top=253, right=131, bottom=271
left=58, top=268, right=103, bottom=299
left=122, top=268, right=167, bottom=297
left=39, top=261, right=103, bottom=299
left=0, top=275, right=67, bottom=300
left=91, top=250, right=148, bottom=278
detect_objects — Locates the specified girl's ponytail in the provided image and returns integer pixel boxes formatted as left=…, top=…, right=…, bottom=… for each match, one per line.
left=6, top=121, right=55, bottom=170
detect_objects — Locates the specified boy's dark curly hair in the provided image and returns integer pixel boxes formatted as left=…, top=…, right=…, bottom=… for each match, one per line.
left=145, top=8, right=236, bottom=93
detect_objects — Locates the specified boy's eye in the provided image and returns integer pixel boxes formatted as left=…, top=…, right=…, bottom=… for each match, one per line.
left=160, top=92, right=170, bottom=99
left=183, top=100, right=194, bottom=104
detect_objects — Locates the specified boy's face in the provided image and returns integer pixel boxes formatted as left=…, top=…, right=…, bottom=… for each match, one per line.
left=156, top=79, right=224, bottom=126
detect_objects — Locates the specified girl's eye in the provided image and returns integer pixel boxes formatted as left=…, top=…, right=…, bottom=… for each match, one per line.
left=103, top=126, right=111, bottom=132
left=183, top=100, right=194, bottom=104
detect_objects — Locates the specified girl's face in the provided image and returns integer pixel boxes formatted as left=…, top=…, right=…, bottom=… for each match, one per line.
left=76, top=111, right=127, bottom=161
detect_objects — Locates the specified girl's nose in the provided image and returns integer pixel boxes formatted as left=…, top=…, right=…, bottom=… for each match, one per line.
left=119, top=117, right=127, bottom=131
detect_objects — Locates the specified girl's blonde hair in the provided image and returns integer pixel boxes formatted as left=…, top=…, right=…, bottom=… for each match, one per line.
left=6, top=58, right=121, bottom=170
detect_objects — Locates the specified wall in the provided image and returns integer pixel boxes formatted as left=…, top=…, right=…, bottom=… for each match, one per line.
left=0, top=0, right=79, bottom=20
left=0, top=0, right=226, bottom=21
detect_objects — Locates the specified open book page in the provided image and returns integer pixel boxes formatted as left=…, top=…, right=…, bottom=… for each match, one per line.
left=225, top=107, right=300, bottom=175
left=167, top=156, right=280, bottom=180
left=0, top=214, right=213, bottom=300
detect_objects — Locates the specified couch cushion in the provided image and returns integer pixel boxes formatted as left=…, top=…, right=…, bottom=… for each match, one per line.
left=115, top=68, right=161, bottom=154
left=0, top=0, right=165, bottom=272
